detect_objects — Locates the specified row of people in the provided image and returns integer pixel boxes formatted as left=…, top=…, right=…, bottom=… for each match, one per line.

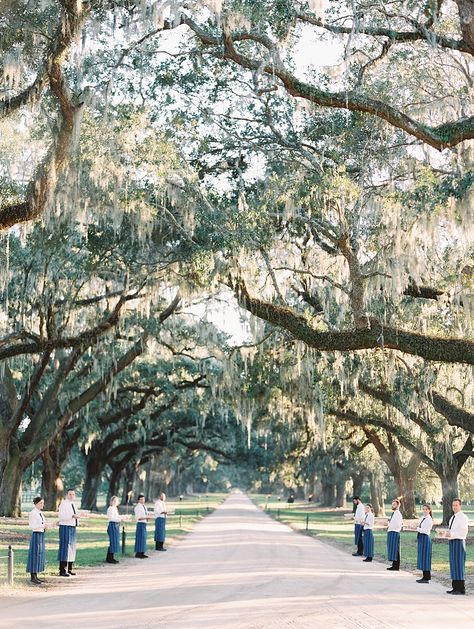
left=25, top=489, right=169, bottom=584
left=352, top=496, right=469, bottom=595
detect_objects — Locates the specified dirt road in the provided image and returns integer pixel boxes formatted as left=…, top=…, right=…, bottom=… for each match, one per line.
left=1, top=493, right=473, bottom=628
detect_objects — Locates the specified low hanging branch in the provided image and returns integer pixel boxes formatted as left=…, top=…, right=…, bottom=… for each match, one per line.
left=180, top=15, right=474, bottom=150
left=233, top=280, right=474, bottom=365
left=0, top=0, right=90, bottom=231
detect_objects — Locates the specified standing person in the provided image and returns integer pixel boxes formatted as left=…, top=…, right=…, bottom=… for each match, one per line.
left=352, top=496, right=365, bottom=557
left=416, top=503, right=433, bottom=583
left=154, top=492, right=168, bottom=551
left=134, top=494, right=150, bottom=558
left=26, top=496, right=46, bottom=585
left=386, top=498, right=403, bottom=571
left=362, top=503, right=375, bottom=562
left=57, top=488, right=80, bottom=577
left=106, top=495, right=123, bottom=564
left=447, top=498, right=469, bottom=595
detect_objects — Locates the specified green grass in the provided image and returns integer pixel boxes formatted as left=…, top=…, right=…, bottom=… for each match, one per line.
left=0, top=493, right=227, bottom=589
left=250, top=494, right=474, bottom=578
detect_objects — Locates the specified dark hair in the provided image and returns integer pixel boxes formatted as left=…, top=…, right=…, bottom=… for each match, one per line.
left=33, top=496, right=43, bottom=505
left=366, top=503, right=373, bottom=511
left=353, top=496, right=360, bottom=501
left=392, top=498, right=400, bottom=506
left=137, top=494, right=145, bottom=500
left=66, top=488, right=75, bottom=494
left=452, top=497, right=462, bottom=505
left=423, top=503, right=433, bottom=518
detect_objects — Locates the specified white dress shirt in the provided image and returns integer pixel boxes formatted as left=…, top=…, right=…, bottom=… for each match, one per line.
left=58, top=499, right=78, bottom=527
left=449, top=512, right=469, bottom=540
left=29, top=507, right=46, bottom=532
left=107, top=506, right=121, bottom=523
left=416, top=515, right=433, bottom=535
left=363, top=512, right=375, bottom=530
left=387, top=509, right=403, bottom=532
left=154, top=499, right=167, bottom=519
left=354, top=502, right=365, bottom=524
left=134, top=503, right=148, bottom=522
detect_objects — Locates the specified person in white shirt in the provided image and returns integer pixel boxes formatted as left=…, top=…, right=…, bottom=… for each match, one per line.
left=352, top=496, right=365, bottom=557
left=106, top=495, right=124, bottom=564
left=154, top=492, right=168, bottom=551
left=386, top=498, right=403, bottom=571
left=362, top=503, right=375, bottom=562
left=416, top=503, right=433, bottom=583
left=57, top=488, right=80, bottom=577
left=447, top=498, right=469, bottom=595
left=27, top=496, right=47, bottom=585
left=134, top=494, right=151, bottom=558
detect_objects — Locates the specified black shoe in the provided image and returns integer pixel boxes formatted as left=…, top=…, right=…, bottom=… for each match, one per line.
left=352, top=552, right=362, bottom=556
left=112, top=558, right=119, bottom=564
left=363, top=557, right=372, bottom=562
left=157, top=547, right=167, bottom=551
left=446, top=589, right=455, bottom=594
left=387, top=566, right=399, bottom=571
left=31, top=577, right=42, bottom=585
left=59, top=571, right=70, bottom=577
left=452, top=591, right=465, bottom=595
left=142, top=554, right=149, bottom=558
left=67, top=562, right=76, bottom=575
left=416, top=579, right=430, bottom=583
left=135, top=552, right=141, bottom=558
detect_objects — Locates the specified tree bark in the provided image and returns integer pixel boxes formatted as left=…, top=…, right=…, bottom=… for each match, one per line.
left=320, top=480, right=336, bottom=506
left=0, top=438, right=23, bottom=517
left=440, top=470, right=461, bottom=526
left=81, top=455, right=104, bottom=511
left=41, top=449, right=65, bottom=511
left=351, top=472, right=365, bottom=500
left=369, top=469, right=385, bottom=517
left=335, top=478, right=347, bottom=508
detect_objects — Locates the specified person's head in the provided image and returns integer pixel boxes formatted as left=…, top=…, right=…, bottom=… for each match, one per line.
left=160, top=492, right=166, bottom=501
left=365, top=503, right=373, bottom=513
left=391, top=498, right=400, bottom=511
left=353, top=496, right=360, bottom=505
left=422, top=503, right=433, bottom=518
left=33, top=496, right=44, bottom=510
left=137, top=494, right=145, bottom=504
left=66, top=489, right=75, bottom=501
left=452, top=498, right=462, bottom=513
left=110, top=495, right=118, bottom=507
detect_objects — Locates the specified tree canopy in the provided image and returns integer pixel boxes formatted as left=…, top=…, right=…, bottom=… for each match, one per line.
left=1, top=0, right=473, bottom=518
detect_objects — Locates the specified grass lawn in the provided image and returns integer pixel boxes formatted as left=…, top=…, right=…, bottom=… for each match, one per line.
left=250, top=494, right=474, bottom=581
left=0, top=493, right=227, bottom=591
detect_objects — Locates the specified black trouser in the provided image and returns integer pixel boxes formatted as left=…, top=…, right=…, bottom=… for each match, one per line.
left=391, top=550, right=400, bottom=569
left=422, top=570, right=431, bottom=580
left=357, top=535, right=363, bottom=555
left=452, top=579, right=465, bottom=593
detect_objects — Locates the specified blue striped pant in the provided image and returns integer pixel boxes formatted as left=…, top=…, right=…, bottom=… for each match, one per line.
left=107, top=522, right=120, bottom=554
left=449, top=539, right=466, bottom=580
left=134, top=522, right=147, bottom=553
left=154, top=517, right=166, bottom=542
left=26, top=532, right=46, bottom=573
left=57, top=525, right=77, bottom=562
left=363, top=529, right=374, bottom=558
left=416, top=533, right=432, bottom=571
left=354, top=524, right=363, bottom=545
left=387, top=531, right=400, bottom=561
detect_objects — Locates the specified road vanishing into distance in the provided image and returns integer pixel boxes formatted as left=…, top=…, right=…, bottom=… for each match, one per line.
left=2, top=493, right=474, bottom=628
